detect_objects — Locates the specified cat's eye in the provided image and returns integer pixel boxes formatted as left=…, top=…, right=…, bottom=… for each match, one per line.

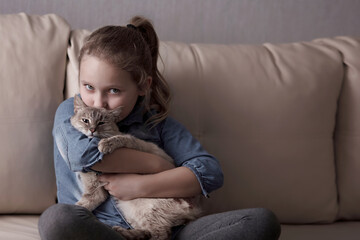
left=98, top=122, right=105, bottom=125
left=82, top=118, right=89, bottom=124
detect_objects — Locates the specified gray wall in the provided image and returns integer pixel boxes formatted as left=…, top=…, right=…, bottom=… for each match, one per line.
left=1, top=0, right=360, bottom=44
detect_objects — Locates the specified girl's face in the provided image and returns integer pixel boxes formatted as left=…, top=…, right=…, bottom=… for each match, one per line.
left=79, top=55, right=145, bottom=121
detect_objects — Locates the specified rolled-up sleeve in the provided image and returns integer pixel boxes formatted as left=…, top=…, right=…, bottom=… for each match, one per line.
left=53, top=98, right=104, bottom=172
left=160, top=117, right=224, bottom=197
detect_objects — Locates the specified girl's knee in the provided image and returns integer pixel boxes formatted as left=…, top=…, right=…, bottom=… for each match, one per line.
left=40, top=204, right=83, bottom=225
left=38, top=204, right=90, bottom=240
left=253, top=208, right=281, bottom=239
left=222, top=208, right=281, bottom=239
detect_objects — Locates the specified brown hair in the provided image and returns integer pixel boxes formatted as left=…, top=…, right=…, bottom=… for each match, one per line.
left=79, top=16, right=170, bottom=127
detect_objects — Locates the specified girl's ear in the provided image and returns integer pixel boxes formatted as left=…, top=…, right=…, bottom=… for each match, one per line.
left=73, top=95, right=87, bottom=113
left=139, top=76, right=152, bottom=96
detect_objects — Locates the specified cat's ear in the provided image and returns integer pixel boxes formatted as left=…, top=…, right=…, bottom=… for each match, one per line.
left=110, top=106, right=123, bottom=122
left=73, top=95, right=87, bottom=113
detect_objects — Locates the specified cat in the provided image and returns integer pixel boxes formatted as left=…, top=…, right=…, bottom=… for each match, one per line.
left=70, top=95, right=202, bottom=240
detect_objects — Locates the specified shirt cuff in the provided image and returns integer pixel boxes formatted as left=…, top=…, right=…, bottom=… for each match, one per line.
left=83, top=151, right=105, bottom=173
left=182, top=161, right=210, bottom=198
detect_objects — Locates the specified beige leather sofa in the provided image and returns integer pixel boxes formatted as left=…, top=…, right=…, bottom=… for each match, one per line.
left=1, top=13, right=359, bottom=240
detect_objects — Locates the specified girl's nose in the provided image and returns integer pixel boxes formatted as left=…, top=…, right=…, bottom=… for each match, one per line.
left=94, top=94, right=107, bottom=108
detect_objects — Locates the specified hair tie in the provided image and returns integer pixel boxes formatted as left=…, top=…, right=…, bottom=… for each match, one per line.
left=127, top=24, right=137, bottom=30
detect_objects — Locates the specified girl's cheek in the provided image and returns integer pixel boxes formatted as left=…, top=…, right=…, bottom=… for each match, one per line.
left=80, top=95, right=92, bottom=107
left=79, top=89, right=90, bottom=105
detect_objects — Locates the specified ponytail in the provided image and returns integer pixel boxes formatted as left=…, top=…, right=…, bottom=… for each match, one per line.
left=128, top=16, right=171, bottom=127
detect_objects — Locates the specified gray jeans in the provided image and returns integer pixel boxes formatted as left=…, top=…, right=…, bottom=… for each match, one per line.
left=38, top=204, right=281, bottom=240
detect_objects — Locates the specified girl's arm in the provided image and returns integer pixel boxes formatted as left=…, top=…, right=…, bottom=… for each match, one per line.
left=98, top=117, right=223, bottom=200
left=98, top=167, right=201, bottom=200
left=141, top=167, right=202, bottom=198
left=92, top=148, right=174, bottom=174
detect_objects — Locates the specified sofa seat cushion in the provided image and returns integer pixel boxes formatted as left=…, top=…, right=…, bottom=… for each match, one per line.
left=280, top=222, right=360, bottom=240
left=0, top=215, right=40, bottom=240
left=1, top=215, right=360, bottom=240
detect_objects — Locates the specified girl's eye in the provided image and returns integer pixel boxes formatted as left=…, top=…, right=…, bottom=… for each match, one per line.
left=82, top=118, right=89, bottom=123
left=85, top=84, right=94, bottom=90
left=109, top=88, right=120, bottom=94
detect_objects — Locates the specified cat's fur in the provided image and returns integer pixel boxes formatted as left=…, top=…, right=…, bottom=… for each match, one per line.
left=70, top=95, right=202, bottom=240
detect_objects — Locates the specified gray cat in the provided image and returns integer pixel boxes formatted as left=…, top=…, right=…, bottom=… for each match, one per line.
left=70, top=95, right=202, bottom=240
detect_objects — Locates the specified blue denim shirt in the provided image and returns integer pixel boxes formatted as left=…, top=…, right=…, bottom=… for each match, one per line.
left=53, top=97, right=224, bottom=228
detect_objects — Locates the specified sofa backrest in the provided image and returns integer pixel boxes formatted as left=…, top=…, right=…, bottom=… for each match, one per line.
left=0, top=13, right=70, bottom=213
left=66, top=30, right=360, bottom=223
left=315, top=37, right=360, bottom=220
left=184, top=37, right=360, bottom=223
left=1, top=13, right=360, bottom=224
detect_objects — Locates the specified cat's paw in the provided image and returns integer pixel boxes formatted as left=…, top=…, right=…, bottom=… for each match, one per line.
left=98, top=138, right=115, bottom=154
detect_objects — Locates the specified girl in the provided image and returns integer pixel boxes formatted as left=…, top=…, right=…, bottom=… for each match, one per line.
left=39, top=16, right=281, bottom=240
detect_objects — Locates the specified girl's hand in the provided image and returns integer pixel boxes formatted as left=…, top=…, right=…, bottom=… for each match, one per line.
left=98, top=173, right=146, bottom=200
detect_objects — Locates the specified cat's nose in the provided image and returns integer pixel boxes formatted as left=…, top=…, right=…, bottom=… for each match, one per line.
left=90, top=128, right=96, bottom=133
